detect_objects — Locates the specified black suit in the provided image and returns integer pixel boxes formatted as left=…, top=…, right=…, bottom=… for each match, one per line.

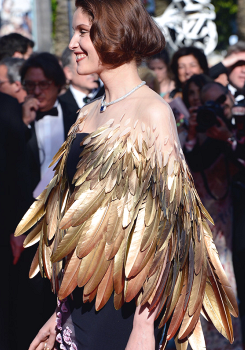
left=26, top=97, right=78, bottom=193
left=0, top=93, right=32, bottom=240
left=59, top=85, right=105, bottom=112
left=0, top=92, right=33, bottom=350
left=59, top=86, right=80, bottom=110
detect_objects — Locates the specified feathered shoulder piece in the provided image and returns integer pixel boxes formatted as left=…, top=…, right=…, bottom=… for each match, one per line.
left=15, top=102, right=238, bottom=349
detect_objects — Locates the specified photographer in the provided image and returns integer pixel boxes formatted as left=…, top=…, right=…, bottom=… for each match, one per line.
left=183, top=81, right=243, bottom=349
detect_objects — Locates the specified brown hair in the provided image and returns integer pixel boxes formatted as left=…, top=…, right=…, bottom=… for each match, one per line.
left=75, top=0, right=165, bottom=68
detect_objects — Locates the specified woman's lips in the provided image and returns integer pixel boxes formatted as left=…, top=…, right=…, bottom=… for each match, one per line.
left=75, top=53, right=87, bottom=63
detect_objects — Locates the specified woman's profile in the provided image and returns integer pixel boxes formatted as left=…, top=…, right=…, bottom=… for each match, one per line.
left=15, top=1, right=238, bottom=349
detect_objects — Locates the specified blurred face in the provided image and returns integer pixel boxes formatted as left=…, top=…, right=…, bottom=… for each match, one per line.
left=188, top=82, right=201, bottom=107
left=0, top=64, right=16, bottom=96
left=148, top=59, right=168, bottom=84
left=65, top=52, right=99, bottom=94
left=202, top=87, right=234, bottom=119
left=229, top=61, right=245, bottom=90
left=178, top=55, right=203, bottom=84
left=69, top=9, right=101, bottom=76
left=23, top=67, right=59, bottom=111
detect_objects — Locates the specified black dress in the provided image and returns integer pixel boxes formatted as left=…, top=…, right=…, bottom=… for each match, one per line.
left=56, top=133, right=136, bottom=350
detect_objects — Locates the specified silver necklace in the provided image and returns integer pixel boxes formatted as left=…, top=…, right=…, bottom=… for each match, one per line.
left=100, top=81, right=146, bottom=113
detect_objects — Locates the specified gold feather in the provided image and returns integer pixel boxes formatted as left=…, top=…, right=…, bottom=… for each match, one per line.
left=203, top=281, right=228, bottom=340
left=208, top=263, right=234, bottom=343
left=77, top=237, right=106, bottom=287
left=23, top=219, right=43, bottom=248
left=114, top=291, right=124, bottom=310
left=125, top=206, right=146, bottom=278
left=113, top=237, right=126, bottom=295
left=204, top=234, right=238, bottom=317
left=29, top=247, right=40, bottom=278
left=58, top=250, right=81, bottom=299
left=95, top=261, right=114, bottom=311
left=188, top=318, right=206, bottom=350
left=15, top=114, right=237, bottom=347
left=125, top=252, right=154, bottom=302
left=76, top=205, right=109, bottom=258
left=15, top=193, right=46, bottom=236
left=51, top=222, right=86, bottom=263
left=174, top=337, right=188, bottom=350
left=167, top=266, right=188, bottom=339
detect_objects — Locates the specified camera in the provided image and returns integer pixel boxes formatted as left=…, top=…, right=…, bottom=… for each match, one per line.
left=196, top=95, right=226, bottom=133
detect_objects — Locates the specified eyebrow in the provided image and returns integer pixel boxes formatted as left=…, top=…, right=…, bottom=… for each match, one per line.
left=74, top=24, right=90, bottom=31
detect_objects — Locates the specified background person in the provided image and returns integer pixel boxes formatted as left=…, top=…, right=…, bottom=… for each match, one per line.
left=210, top=41, right=245, bottom=102
left=0, top=57, right=26, bottom=103
left=170, top=46, right=209, bottom=98
left=0, top=33, right=34, bottom=61
left=0, top=92, right=32, bottom=350
left=21, top=52, right=78, bottom=193
left=147, top=49, right=175, bottom=101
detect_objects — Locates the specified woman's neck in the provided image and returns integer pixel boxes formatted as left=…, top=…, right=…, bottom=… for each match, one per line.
left=99, top=61, right=142, bottom=103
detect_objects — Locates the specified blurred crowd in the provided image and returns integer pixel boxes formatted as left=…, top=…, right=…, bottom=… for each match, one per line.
left=1, top=32, right=245, bottom=350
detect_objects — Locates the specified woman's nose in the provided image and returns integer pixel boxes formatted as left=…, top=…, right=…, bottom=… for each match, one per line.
left=69, top=33, right=78, bottom=51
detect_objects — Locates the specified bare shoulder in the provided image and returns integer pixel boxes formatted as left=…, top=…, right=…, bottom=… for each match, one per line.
left=79, top=98, right=102, bottom=116
left=137, top=87, right=173, bottom=125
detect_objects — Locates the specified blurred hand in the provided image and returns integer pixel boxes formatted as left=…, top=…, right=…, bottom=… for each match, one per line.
left=222, top=52, right=245, bottom=68
left=10, top=234, right=25, bottom=265
left=22, top=96, right=40, bottom=125
left=29, top=312, right=57, bottom=350
left=206, top=116, right=232, bottom=141
left=187, top=106, right=198, bottom=140
left=215, top=73, right=229, bottom=86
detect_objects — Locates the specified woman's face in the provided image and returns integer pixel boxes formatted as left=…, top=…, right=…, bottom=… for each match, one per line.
left=178, top=55, right=203, bottom=84
left=69, top=8, right=101, bottom=76
left=148, top=59, right=168, bottom=84
left=187, top=82, right=202, bottom=107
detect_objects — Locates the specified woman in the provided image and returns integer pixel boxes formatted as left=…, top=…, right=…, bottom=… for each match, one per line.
left=170, top=47, right=209, bottom=98
left=182, top=74, right=213, bottom=110
left=147, top=50, right=175, bottom=101
left=15, top=1, right=237, bottom=350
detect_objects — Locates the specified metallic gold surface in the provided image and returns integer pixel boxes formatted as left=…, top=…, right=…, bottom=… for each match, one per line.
left=15, top=108, right=238, bottom=350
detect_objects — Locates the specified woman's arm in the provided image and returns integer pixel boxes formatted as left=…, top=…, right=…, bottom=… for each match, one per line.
left=29, top=311, right=57, bottom=350
left=125, top=303, right=157, bottom=350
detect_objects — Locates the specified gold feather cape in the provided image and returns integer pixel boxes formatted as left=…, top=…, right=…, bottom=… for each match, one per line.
left=15, top=104, right=238, bottom=349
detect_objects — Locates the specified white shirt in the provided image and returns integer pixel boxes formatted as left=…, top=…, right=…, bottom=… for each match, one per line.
left=228, top=84, right=244, bottom=102
left=70, top=85, right=87, bottom=109
left=70, top=84, right=103, bottom=109
left=34, top=100, right=64, bottom=180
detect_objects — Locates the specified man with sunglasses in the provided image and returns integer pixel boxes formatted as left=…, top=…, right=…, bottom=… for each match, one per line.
left=21, top=52, right=78, bottom=194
